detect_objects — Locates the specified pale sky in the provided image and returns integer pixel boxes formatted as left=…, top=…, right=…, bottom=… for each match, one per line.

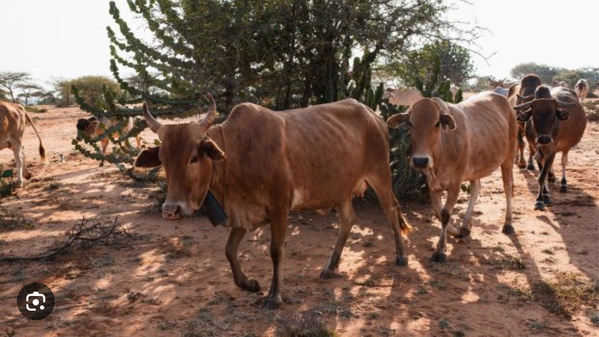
left=1, top=0, right=597, bottom=89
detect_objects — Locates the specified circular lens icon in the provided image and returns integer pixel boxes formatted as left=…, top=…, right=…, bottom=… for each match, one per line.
left=17, top=282, right=55, bottom=320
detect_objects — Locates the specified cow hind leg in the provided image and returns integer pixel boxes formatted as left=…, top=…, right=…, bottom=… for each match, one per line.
left=225, top=227, right=260, bottom=292
left=265, top=209, right=289, bottom=310
left=367, top=176, right=410, bottom=266
left=453, top=179, right=480, bottom=239
left=432, top=186, right=460, bottom=262
left=320, top=199, right=356, bottom=279
left=11, top=142, right=26, bottom=186
left=559, top=151, right=569, bottom=193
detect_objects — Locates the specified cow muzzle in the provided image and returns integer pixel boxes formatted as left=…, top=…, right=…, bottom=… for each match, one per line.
left=536, top=135, right=553, bottom=146
left=411, top=156, right=431, bottom=169
left=162, top=204, right=182, bottom=220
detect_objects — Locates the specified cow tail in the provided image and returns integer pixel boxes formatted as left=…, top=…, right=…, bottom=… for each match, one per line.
left=399, top=212, right=412, bottom=235
left=24, top=112, right=46, bottom=163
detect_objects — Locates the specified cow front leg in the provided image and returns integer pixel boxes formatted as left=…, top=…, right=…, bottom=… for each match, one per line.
left=432, top=186, right=460, bottom=262
left=454, top=179, right=480, bottom=238
left=527, top=144, right=536, bottom=170
left=265, top=211, right=288, bottom=310
left=225, top=227, right=260, bottom=292
left=516, top=131, right=526, bottom=169
left=535, top=153, right=555, bottom=210
left=500, top=159, right=515, bottom=234
left=559, top=151, right=569, bottom=193
left=321, top=199, right=356, bottom=279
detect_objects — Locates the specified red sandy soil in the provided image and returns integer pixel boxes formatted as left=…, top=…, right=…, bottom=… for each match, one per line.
left=0, top=103, right=597, bottom=336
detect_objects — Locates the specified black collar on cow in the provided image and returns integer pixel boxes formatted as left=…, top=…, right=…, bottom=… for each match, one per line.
left=202, top=125, right=228, bottom=227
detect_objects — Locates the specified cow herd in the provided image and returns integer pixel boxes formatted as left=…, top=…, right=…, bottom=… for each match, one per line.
left=0, top=73, right=591, bottom=309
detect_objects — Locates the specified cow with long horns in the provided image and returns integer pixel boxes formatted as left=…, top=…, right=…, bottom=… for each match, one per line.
left=513, top=85, right=586, bottom=210
left=134, top=94, right=411, bottom=309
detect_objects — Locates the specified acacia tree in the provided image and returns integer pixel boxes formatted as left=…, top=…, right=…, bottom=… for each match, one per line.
left=0, top=71, right=31, bottom=103
left=16, top=83, right=44, bottom=106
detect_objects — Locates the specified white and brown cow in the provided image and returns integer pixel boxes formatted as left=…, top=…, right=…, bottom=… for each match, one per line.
left=383, top=87, right=423, bottom=107
left=76, top=116, right=140, bottom=164
left=134, top=95, right=411, bottom=309
left=387, top=92, right=517, bottom=262
left=0, top=100, right=46, bottom=185
left=513, top=85, right=586, bottom=210
left=574, top=79, right=589, bottom=101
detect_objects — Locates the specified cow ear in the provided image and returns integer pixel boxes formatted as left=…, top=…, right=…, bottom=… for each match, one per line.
left=202, top=139, right=226, bottom=161
left=556, top=109, right=570, bottom=120
left=439, top=113, right=456, bottom=130
left=134, top=146, right=162, bottom=168
left=517, top=110, right=532, bottom=122
left=386, top=113, right=410, bottom=128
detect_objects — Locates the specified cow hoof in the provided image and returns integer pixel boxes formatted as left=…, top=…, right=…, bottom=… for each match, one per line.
left=264, top=297, right=282, bottom=310
left=457, top=227, right=471, bottom=238
left=395, top=256, right=408, bottom=267
left=431, top=251, right=446, bottom=263
left=534, top=201, right=545, bottom=211
left=502, top=224, right=514, bottom=235
left=241, top=278, right=261, bottom=292
left=543, top=196, right=552, bottom=205
left=548, top=175, right=556, bottom=184
left=319, top=268, right=339, bottom=279
left=559, top=185, right=567, bottom=193
left=517, top=162, right=526, bottom=169
left=527, top=163, right=535, bottom=171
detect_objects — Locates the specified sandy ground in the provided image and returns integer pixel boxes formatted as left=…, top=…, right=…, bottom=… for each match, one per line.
left=0, top=103, right=598, bottom=337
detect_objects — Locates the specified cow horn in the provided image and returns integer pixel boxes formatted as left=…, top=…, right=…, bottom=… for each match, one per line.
left=143, top=101, right=162, bottom=132
left=557, top=100, right=575, bottom=107
left=516, top=94, right=532, bottom=101
left=513, top=101, right=533, bottom=111
left=199, top=93, right=218, bottom=131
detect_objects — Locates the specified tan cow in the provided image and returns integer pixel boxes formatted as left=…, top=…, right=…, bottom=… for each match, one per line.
left=383, top=87, right=423, bottom=107
left=134, top=95, right=411, bottom=309
left=387, top=92, right=517, bottom=262
left=513, top=85, right=586, bottom=210
left=76, top=116, right=140, bottom=164
left=0, top=101, right=46, bottom=185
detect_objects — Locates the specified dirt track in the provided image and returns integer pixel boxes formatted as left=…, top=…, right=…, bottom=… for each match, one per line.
left=1, top=105, right=598, bottom=336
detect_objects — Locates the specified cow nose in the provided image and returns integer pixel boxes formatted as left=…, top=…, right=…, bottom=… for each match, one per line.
left=162, top=204, right=181, bottom=220
left=536, top=136, right=553, bottom=145
left=412, top=157, right=429, bottom=168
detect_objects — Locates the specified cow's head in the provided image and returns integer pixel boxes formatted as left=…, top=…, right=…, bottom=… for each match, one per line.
left=386, top=98, right=455, bottom=170
left=76, top=117, right=99, bottom=140
left=513, top=86, right=574, bottom=147
left=134, top=94, right=225, bottom=220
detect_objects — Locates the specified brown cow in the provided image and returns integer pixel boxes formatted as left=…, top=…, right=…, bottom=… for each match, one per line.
left=134, top=95, right=411, bottom=309
left=0, top=101, right=46, bottom=185
left=76, top=116, right=140, bottom=164
left=387, top=92, right=517, bottom=262
left=507, top=74, right=542, bottom=170
left=513, top=85, right=586, bottom=210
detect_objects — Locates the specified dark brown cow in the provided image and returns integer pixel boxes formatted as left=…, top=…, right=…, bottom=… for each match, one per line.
left=387, top=92, right=517, bottom=262
left=134, top=95, right=411, bottom=309
left=507, top=74, right=542, bottom=170
left=0, top=101, right=46, bottom=185
left=513, top=85, right=586, bottom=210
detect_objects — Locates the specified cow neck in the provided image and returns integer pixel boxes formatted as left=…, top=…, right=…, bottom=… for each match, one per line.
left=206, top=124, right=227, bottom=208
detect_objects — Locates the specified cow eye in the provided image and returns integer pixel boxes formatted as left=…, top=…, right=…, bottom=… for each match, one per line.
left=189, top=155, right=198, bottom=164
left=435, top=121, right=441, bottom=128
